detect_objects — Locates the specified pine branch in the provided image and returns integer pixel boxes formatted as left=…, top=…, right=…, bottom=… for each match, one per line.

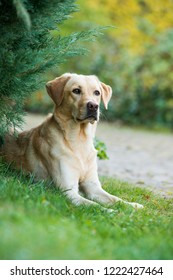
left=13, top=0, right=31, bottom=30
left=0, top=0, right=105, bottom=136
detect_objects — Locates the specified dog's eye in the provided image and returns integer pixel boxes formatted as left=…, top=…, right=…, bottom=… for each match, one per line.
left=94, top=90, right=100, bottom=96
left=72, top=88, right=81, bottom=95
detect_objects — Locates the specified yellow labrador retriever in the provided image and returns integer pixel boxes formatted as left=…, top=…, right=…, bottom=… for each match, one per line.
left=1, top=73, right=143, bottom=210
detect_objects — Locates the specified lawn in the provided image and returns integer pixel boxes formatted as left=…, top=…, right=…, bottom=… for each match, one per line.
left=0, top=161, right=173, bottom=260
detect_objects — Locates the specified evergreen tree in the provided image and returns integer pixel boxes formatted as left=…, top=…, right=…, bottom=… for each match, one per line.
left=0, top=0, right=100, bottom=137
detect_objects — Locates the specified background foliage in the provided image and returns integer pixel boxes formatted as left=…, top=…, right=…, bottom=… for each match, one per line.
left=27, top=0, right=173, bottom=129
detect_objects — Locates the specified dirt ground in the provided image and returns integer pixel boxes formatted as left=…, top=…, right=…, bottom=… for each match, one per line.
left=23, top=113, right=173, bottom=198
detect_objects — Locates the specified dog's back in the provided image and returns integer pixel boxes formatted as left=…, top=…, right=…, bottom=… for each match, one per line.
left=0, top=128, right=33, bottom=171
left=0, top=113, right=65, bottom=180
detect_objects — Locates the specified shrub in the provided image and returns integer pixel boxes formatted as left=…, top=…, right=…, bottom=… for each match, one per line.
left=0, top=0, right=101, bottom=137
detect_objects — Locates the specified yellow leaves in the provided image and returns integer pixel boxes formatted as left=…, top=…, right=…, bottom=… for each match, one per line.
left=146, top=0, right=173, bottom=33
left=76, top=0, right=173, bottom=55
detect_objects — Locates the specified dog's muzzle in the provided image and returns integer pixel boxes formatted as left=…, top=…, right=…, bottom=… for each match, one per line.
left=76, top=101, right=99, bottom=123
left=86, top=101, right=98, bottom=120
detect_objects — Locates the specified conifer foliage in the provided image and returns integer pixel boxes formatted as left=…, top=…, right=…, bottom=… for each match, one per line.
left=0, top=0, right=99, bottom=136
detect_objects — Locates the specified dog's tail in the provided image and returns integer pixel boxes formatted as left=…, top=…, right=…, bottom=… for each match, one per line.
left=0, top=127, right=20, bottom=157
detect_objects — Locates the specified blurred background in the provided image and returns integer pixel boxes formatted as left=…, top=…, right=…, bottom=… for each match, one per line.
left=25, top=0, right=173, bottom=130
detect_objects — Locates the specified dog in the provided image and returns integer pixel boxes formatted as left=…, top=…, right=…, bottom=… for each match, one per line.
left=1, top=73, right=143, bottom=210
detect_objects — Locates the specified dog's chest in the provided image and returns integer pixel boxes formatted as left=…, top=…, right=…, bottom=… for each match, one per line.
left=49, top=124, right=97, bottom=180
left=69, top=141, right=97, bottom=179
left=52, top=136, right=96, bottom=176
left=54, top=136, right=95, bottom=161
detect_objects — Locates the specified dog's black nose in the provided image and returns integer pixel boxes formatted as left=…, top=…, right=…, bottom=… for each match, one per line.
left=87, top=101, right=98, bottom=112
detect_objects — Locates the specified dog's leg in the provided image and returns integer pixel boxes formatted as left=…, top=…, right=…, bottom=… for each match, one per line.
left=81, top=177, right=143, bottom=209
left=53, top=178, right=96, bottom=207
left=62, top=187, right=97, bottom=206
left=51, top=162, right=114, bottom=212
left=55, top=182, right=116, bottom=213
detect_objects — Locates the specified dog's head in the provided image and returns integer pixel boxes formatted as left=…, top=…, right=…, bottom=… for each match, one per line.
left=46, top=73, right=112, bottom=124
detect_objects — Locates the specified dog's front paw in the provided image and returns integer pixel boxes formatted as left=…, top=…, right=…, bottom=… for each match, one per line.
left=130, top=202, right=144, bottom=209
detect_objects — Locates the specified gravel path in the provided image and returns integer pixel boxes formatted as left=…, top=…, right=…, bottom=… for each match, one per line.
left=23, top=114, right=173, bottom=198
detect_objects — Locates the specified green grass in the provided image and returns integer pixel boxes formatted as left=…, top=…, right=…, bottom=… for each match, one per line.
left=0, top=161, right=173, bottom=260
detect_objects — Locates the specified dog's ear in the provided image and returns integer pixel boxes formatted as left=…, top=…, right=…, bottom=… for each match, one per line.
left=46, top=75, right=71, bottom=106
left=100, top=82, right=112, bottom=110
